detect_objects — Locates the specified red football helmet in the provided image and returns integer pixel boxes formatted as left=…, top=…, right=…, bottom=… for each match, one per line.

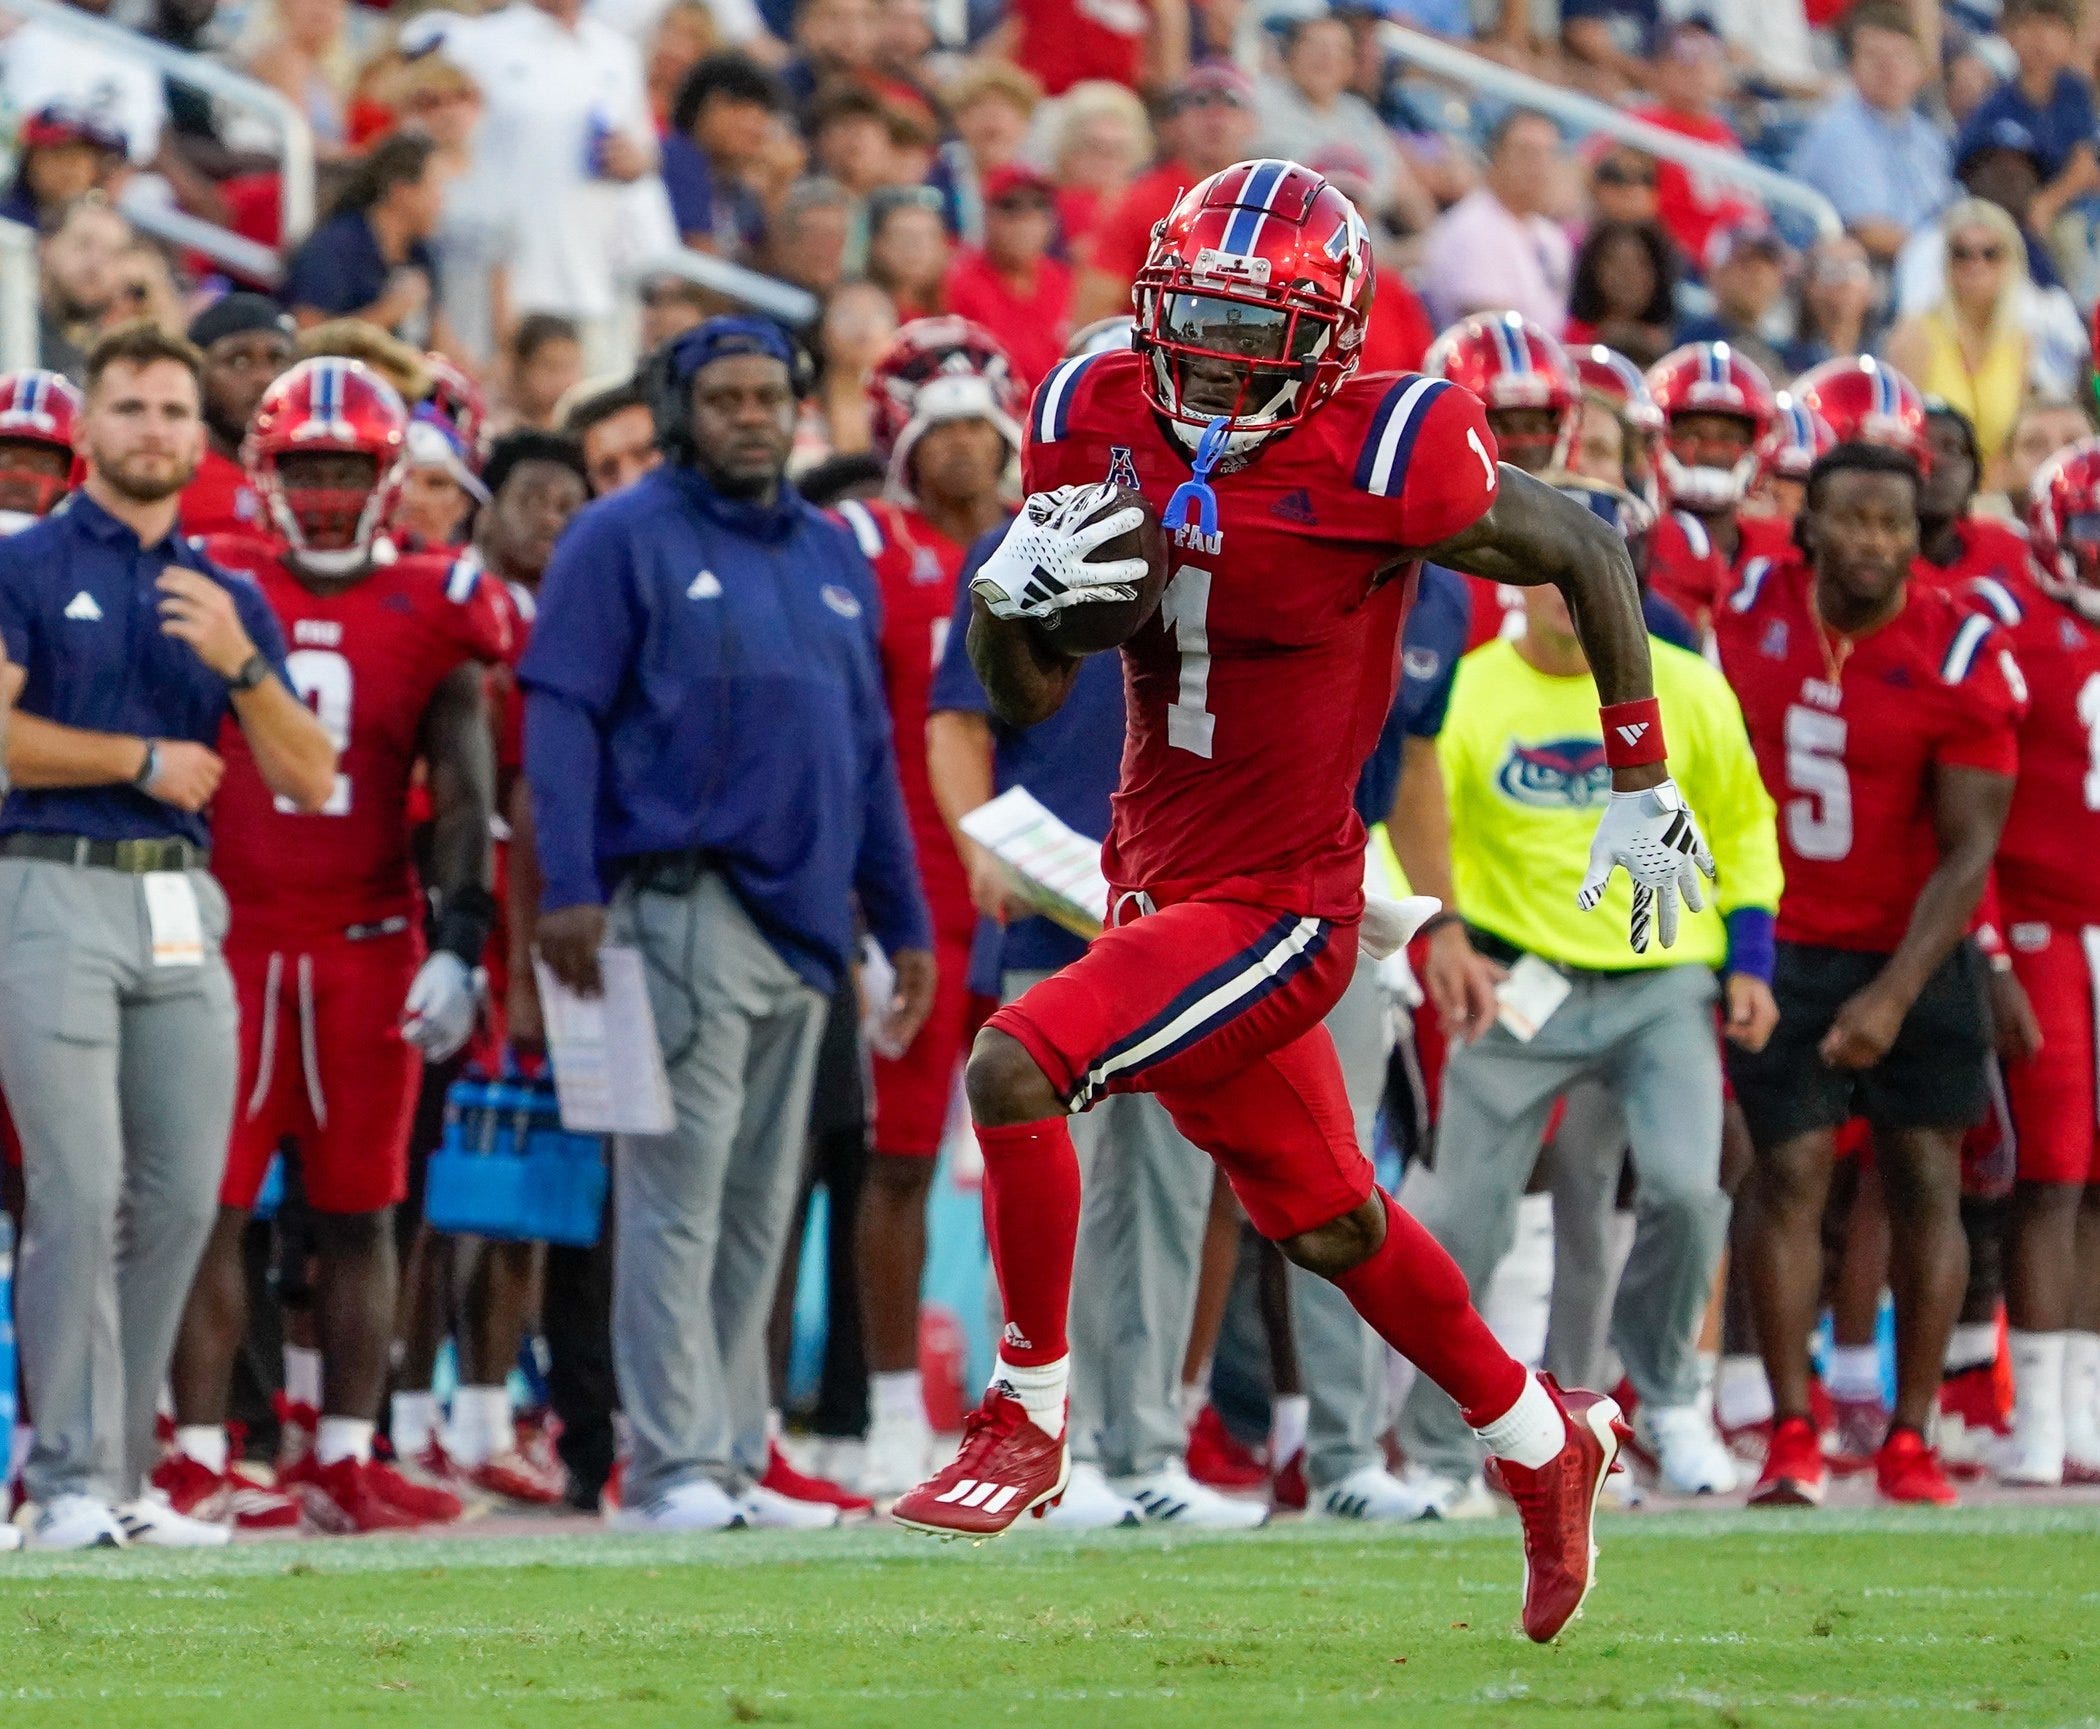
left=1424, top=312, right=1580, bottom=469
left=0, top=368, right=83, bottom=519
left=423, top=352, right=488, bottom=457
left=1645, top=341, right=1775, bottom=510
left=1573, top=343, right=1663, bottom=436
left=2027, top=437, right=2100, bottom=620
left=245, top=357, right=409, bottom=573
left=1792, top=355, right=1927, bottom=463
left=1132, top=159, right=1374, bottom=450
left=1757, top=392, right=1838, bottom=485
left=866, top=316, right=1024, bottom=493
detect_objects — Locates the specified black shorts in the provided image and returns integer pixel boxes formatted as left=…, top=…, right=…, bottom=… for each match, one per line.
left=1726, top=940, right=1990, bottom=1148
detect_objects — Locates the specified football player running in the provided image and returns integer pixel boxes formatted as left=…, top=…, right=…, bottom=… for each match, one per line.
left=890, top=160, right=1713, bottom=1644
left=158, top=359, right=508, bottom=1534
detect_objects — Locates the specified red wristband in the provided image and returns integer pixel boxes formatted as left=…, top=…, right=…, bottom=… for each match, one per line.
left=1599, top=698, right=1666, bottom=768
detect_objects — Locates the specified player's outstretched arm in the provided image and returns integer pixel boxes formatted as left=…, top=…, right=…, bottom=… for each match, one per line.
left=1418, top=465, right=1716, bottom=952
left=966, top=595, right=1084, bottom=729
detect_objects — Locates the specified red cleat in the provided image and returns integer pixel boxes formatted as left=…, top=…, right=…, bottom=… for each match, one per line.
left=761, top=1445, right=874, bottom=1519
left=468, top=1447, right=566, bottom=1505
left=1186, top=1404, right=1268, bottom=1491
left=288, top=1456, right=425, bottom=1534
left=273, top=1394, right=319, bottom=1474
left=1749, top=1415, right=1827, bottom=1507
left=366, top=1458, right=464, bottom=1524
left=1937, top=1366, right=2010, bottom=1481
left=890, top=1387, right=1068, bottom=1538
left=1826, top=1396, right=1889, bottom=1476
left=1494, top=1377, right=1627, bottom=1644
left=1875, top=1428, right=1958, bottom=1506
left=149, top=1453, right=299, bottom=1531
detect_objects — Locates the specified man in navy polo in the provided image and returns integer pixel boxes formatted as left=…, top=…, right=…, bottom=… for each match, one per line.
left=0, top=322, right=335, bottom=1551
left=521, top=316, right=933, bottom=1533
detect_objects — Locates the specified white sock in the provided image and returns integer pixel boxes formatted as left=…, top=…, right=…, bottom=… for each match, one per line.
left=993, top=1355, right=1068, bottom=1440
left=2009, top=1330, right=2067, bottom=1444
left=390, top=1391, right=438, bottom=1458
left=1472, top=1373, right=1567, bottom=1471
left=2067, top=1332, right=2100, bottom=1405
left=448, top=1384, right=511, bottom=1465
left=1946, top=1322, right=1998, bottom=1374
left=1269, top=1393, right=1309, bottom=1465
left=871, top=1370, right=924, bottom=1425
left=1714, top=1355, right=1773, bottom=1430
left=282, top=1346, right=323, bottom=1410
left=315, top=1416, right=375, bottom=1468
left=1179, top=1380, right=1208, bottom=1429
left=1826, top=1344, right=1882, bottom=1403
left=174, top=1425, right=228, bottom=1475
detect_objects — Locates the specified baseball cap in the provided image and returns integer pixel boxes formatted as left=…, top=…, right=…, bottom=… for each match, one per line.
left=19, top=104, right=126, bottom=157
left=1166, top=64, right=1255, bottom=113
left=188, top=292, right=296, bottom=352
left=1705, top=219, right=1792, bottom=275
left=1956, top=112, right=2047, bottom=175
left=983, top=163, right=1057, bottom=206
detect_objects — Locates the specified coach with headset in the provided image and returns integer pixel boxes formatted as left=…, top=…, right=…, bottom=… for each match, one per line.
left=520, top=316, right=934, bottom=1533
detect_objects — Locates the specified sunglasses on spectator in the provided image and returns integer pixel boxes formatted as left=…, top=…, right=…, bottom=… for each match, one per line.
left=1950, top=242, right=2006, bottom=263
left=990, top=192, right=1053, bottom=213
left=1594, top=160, right=1656, bottom=187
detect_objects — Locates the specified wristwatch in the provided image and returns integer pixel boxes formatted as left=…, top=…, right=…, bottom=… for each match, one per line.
left=132, top=740, right=160, bottom=789
left=227, top=651, right=271, bottom=693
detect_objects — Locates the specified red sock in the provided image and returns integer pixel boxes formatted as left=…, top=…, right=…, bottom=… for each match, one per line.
left=975, top=1116, right=1081, bottom=1367
left=1331, top=1190, right=1526, bottom=1425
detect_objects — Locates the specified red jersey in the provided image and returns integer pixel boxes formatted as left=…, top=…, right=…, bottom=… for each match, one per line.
left=1025, top=349, right=1498, bottom=917
left=1714, top=554, right=2024, bottom=953
left=206, top=538, right=511, bottom=948
left=1644, top=507, right=1730, bottom=632
left=836, top=496, right=974, bottom=940
left=1911, top=515, right=2031, bottom=614
left=1953, top=571, right=2100, bottom=929
left=1012, top=0, right=1147, bottom=96
left=180, top=445, right=267, bottom=539
left=1627, top=106, right=1760, bottom=267
left=1084, top=160, right=1197, bottom=288
left=942, top=250, right=1076, bottom=394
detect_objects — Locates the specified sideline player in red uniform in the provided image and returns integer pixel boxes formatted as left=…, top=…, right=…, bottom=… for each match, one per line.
left=176, top=294, right=295, bottom=538
left=891, top=160, right=1715, bottom=1644
left=1913, top=401, right=2032, bottom=608
left=1976, top=440, right=2100, bottom=1484
left=835, top=318, right=1022, bottom=1495
left=0, top=369, right=82, bottom=534
left=157, top=359, right=507, bottom=1534
left=1716, top=442, right=2025, bottom=1510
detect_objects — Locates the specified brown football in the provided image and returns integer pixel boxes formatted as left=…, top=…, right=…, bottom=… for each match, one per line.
left=1026, top=485, right=1170, bottom=657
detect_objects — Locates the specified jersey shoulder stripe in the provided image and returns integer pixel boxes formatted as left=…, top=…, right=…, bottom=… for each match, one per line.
left=1727, top=555, right=1775, bottom=615
left=1354, top=374, right=1450, bottom=498
left=444, top=549, right=483, bottom=604
left=1031, top=352, right=1110, bottom=445
left=835, top=498, right=886, bottom=558
left=1672, top=509, right=1711, bottom=558
left=1965, top=574, right=2023, bottom=626
left=1940, top=610, right=1995, bottom=685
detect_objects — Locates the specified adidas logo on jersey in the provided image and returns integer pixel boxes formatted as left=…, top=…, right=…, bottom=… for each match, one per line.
left=1614, top=721, right=1649, bottom=748
left=1270, top=488, right=1317, bottom=525
left=687, top=569, right=721, bottom=600
left=63, top=590, right=102, bottom=622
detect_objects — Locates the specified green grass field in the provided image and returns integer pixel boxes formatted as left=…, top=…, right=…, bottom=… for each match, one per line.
left=5, top=1507, right=2099, bottom=1727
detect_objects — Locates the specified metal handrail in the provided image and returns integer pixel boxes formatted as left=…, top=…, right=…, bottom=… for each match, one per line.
left=119, top=189, right=284, bottom=287
left=0, top=217, right=36, bottom=370
left=0, top=0, right=316, bottom=247
left=630, top=249, right=822, bottom=330
left=1382, top=25, right=1843, bottom=241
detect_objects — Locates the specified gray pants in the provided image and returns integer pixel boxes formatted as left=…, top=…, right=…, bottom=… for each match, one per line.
left=1541, top=1080, right=1636, bottom=1392
left=1290, top=947, right=1394, bottom=1490
left=1397, top=962, right=1726, bottom=1479
left=0, top=858, right=238, bottom=1505
left=611, top=872, right=826, bottom=1505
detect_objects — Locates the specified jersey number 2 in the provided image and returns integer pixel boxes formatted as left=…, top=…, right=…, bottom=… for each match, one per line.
left=1783, top=703, right=1851, bottom=861
left=1162, top=565, right=1215, bottom=759
left=283, top=647, right=354, bottom=817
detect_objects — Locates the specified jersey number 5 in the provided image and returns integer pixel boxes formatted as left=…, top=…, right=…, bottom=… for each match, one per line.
left=1162, top=564, right=1215, bottom=759
left=282, top=647, right=354, bottom=817
left=1783, top=703, right=1851, bottom=861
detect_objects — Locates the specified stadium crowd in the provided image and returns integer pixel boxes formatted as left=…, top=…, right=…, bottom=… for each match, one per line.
left=4, top=0, right=2100, bottom=1549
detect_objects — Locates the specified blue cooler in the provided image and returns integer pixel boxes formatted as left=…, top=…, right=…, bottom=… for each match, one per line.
left=424, top=1068, right=608, bottom=1247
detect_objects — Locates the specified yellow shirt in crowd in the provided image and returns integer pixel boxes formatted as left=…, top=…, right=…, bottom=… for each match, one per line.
left=1437, top=637, right=1783, bottom=973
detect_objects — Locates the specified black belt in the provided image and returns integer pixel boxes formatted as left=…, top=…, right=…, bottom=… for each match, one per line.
left=1465, top=922, right=1645, bottom=980
left=625, top=848, right=715, bottom=895
left=1, top=833, right=209, bottom=873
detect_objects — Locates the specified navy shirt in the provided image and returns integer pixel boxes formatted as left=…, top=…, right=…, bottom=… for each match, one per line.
left=931, top=527, right=1127, bottom=995
left=1961, top=73, right=2099, bottom=181
left=1353, top=563, right=1470, bottom=830
left=520, top=464, right=930, bottom=995
left=0, top=492, right=291, bottom=846
left=280, top=210, right=440, bottom=330
left=660, top=133, right=767, bottom=261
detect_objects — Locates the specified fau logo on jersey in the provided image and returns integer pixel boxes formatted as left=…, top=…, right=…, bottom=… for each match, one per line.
left=1174, top=522, right=1223, bottom=556
left=1496, top=738, right=1611, bottom=809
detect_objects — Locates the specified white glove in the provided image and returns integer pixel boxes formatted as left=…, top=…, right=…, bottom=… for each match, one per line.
left=402, top=951, right=481, bottom=1060
left=1577, top=779, right=1717, bottom=954
left=969, top=484, right=1150, bottom=622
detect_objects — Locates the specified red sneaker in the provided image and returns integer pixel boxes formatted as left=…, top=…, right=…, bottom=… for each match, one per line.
left=413, top=1436, right=471, bottom=1488
left=150, top=1453, right=300, bottom=1531
left=1749, top=1415, right=1827, bottom=1507
left=273, top=1394, right=318, bottom=1474
left=1494, top=1379, right=1626, bottom=1643
left=1938, top=1366, right=2010, bottom=1481
left=469, top=1447, right=566, bottom=1505
left=1271, top=1448, right=1307, bottom=1513
left=366, top=1458, right=464, bottom=1524
left=1875, top=1427, right=1958, bottom=1506
left=761, top=1445, right=874, bottom=1519
left=290, top=1456, right=424, bottom=1534
left=890, top=1387, right=1068, bottom=1538
left=1827, top=1396, right=1889, bottom=1476
left=1186, top=1404, right=1267, bottom=1491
